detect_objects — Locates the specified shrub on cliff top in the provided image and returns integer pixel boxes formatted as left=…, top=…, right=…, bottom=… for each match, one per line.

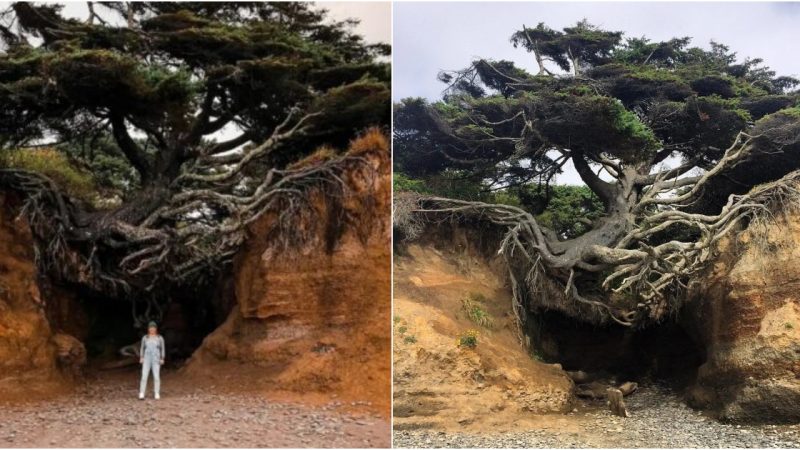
left=0, top=148, right=96, bottom=202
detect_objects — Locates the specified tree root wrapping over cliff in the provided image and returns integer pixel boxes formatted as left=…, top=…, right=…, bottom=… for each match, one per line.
left=396, top=136, right=800, bottom=329
left=0, top=140, right=379, bottom=327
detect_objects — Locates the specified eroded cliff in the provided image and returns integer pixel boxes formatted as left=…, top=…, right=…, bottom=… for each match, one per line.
left=0, top=193, right=84, bottom=400
left=685, top=211, right=800, bottom=423
left=186, top=131, right=391, bottom=415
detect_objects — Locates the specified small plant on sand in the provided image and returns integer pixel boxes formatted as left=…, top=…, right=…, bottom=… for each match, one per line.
left=457, top=329, right=480, bottom=349
left=786, top=322, right=794, bottom=330
left=461, top=293, right=494, bottom=329
left=397, top=325, right=408, bottom=335
left=393, top=315, right=402, bottom=323
left=404, top=335, right=417, bottom=344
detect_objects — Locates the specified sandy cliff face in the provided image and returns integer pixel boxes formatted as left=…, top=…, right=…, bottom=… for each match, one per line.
left=393, top=230, right=575, bottom=432
left=685, top=213, right=800, bottom=423
left=186, top=134, right=391, bottom=415
left=0, top=193, right=83, bottom=399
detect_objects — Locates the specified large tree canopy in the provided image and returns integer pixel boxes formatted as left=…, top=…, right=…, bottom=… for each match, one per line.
left=0, top=2, right=389, bottom=320
left=394, top=20, right=800, bottom=328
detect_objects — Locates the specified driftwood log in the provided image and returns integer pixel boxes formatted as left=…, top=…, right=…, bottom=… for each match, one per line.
left=566, top=370, right=592, bottom=383
left=576, top=380, right=638, bottom=400
left=618, top=381, right=638, bottom=396
left=607, top=388, right=629, bottom=417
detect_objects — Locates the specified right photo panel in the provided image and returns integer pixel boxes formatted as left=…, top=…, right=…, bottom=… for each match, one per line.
left=392, top=2, right=800, bottom=448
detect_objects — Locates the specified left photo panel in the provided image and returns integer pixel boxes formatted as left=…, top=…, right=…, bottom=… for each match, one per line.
left=0, top=2, right=391, bottom=448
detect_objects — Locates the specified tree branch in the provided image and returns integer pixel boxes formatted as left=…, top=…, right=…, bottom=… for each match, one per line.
left=571, top=151, right=615, bottom=206
left=109, top=113, right=152, bottom=181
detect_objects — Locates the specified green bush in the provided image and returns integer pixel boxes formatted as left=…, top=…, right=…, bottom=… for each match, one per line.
left=0, top=147, right=96, bottom=202
left=393, top=172, right=430, bottom=193
left=403, top=335, right=417, bottom=344
left=461, top=293, right=494, bottom=329
left=530, top=185, right=604, bottom=239
left=457, top=329, right=480, bottom=349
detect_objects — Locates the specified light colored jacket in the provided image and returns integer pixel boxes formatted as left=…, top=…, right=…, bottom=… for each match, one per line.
left=140, top=335, right=166, bottom=361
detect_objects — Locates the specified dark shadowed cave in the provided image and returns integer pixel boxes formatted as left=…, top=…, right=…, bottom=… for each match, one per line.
left=47, top=279, right=235, bottom=365
left=528, top=310, right=706, bottom=388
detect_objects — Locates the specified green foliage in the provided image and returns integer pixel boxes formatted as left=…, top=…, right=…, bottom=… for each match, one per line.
left=457, top=329, right=480, bottom=349
left=785, top=323, right=794, bottom=330
left=394, top=168, right=490, bottom=201
left=530, top=185, right=604, bottom=239
left=492, top=190, right=522, bottom=207
left=57, top=135, right=140, bottom=197
left=608, top=99, right=659, bottom=152
left=397, top=325, right=408, bottom=334
left=403, top=335, right=418, bottom=344
left=393, top=172, right=430, bottom=194
left=774, top=106, right=800, bottom=119
left=395, top=166, right=605, bottom=240
left=0, top=2, right=390, bottom=176
left=742, top=96, right=797, bottom=120
left=461, top=293, right=494, bottom=329
left=510, top=23, right=571, bottom=72
left=0, top=148, right=97, bottom=202
left=509, top=20, right=621, bottom=74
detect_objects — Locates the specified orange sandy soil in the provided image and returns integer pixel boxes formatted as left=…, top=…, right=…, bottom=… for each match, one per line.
left=392, top=244, right=575, bottom=434
left=0, top=365, right=389, bottom=448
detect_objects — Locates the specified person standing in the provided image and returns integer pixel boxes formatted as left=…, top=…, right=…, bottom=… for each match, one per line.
left=139, top=321, right=165, bottom=400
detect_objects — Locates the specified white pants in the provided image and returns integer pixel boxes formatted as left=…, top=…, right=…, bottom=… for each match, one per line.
left=139, top=355, right=161, bottom=396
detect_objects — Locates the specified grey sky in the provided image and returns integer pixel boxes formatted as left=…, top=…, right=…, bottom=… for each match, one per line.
left=393, top=2, right=800, bottom=184
left=323, top=1, right=391, bottom=45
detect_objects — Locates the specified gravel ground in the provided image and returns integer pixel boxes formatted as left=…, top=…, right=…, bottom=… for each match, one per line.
left=0, top=370, right=389, bottom=448
left=394, top=383, right=800, bottom=448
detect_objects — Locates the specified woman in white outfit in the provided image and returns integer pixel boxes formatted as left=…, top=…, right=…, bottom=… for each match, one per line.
left=139, top=321, right=165, bottom=400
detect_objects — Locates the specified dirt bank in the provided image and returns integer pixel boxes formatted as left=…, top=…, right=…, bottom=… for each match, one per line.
left=684, top=210, right=800, bottom=423
left=0, top=192, right=78, bottom=400
left=393, top=236, right=574, bottom=432
left=186, top=131, right=392, bottom=417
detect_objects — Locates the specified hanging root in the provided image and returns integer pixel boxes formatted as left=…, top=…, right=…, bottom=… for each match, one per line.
left=403, top=168, right=800, bottom=328
left=0, top=149, right=379, bottom=300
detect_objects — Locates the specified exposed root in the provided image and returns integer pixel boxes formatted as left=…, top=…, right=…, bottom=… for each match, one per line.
left=399, top=130, right=800, bottom=327
left=0, top=136, right=382, bottom=324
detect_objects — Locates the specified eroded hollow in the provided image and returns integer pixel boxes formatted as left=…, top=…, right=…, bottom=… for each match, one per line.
left=46, top=278, right=234, bottom=368
left=528, top=310, right=706, bottom=388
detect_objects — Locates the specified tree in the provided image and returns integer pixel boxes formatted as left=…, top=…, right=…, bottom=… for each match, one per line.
left=394, top=20, right=800, bottom=327
left=0, top=2, right=389, bottom=321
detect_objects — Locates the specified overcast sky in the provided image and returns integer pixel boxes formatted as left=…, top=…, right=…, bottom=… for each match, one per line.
left=394, top=2, right=800, bottom=184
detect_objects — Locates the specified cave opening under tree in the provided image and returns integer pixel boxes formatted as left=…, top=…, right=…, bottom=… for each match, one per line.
left=48, top=280, right=230, bottom=365
left=527, top=309, right=705, bottom=389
